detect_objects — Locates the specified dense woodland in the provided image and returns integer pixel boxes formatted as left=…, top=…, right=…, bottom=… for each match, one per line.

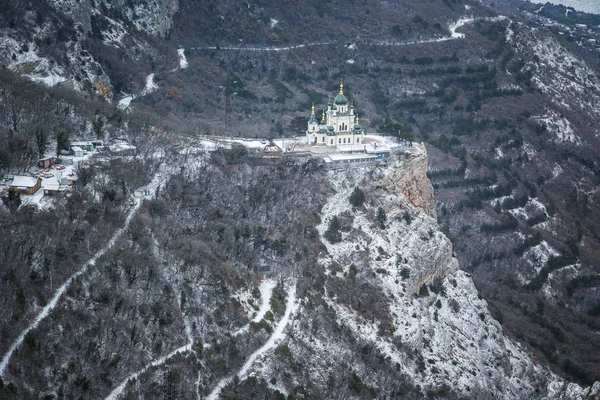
left=1, top=0, right=600, bottom=396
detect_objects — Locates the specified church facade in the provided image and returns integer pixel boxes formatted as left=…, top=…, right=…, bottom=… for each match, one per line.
left=305, top=83, right=364, bottom=147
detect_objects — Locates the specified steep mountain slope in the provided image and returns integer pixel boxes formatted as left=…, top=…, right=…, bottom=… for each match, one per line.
left=2, top=0, right=600, bottom=395
left=2, top=142, right=598, bottom=399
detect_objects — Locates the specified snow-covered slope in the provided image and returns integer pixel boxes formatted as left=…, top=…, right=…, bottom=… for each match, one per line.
left=509, top=22, right=600, bottom=137
left=45, top=0, right=179, bottom=37
left=232, top=145, right=600, bottom=399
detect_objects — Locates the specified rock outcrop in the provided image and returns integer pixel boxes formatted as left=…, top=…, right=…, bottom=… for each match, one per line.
left=46, top=0, right=179, bottom=37
left=256, top=145, right=599, bottom=399
left=384, top=143, right=437, bottom=218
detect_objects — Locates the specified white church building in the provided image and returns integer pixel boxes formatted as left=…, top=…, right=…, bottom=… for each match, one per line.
left=306, top=83, right=364, bottom=147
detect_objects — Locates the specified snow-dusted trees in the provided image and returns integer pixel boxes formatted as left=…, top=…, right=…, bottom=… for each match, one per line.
left=376, top=207, right=387, bottom=229
left=349, top=186, right=365, bottom=208
left=324, top=215, right=342, bottom=244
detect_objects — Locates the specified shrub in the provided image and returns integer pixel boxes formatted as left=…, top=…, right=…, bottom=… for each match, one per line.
left=376, top=207, right=386, bottom=229
left=449, top=299, right=460, bottom=313
left=349, top=186, right=365, bottom=207
left=275, top=343, right=293, bottom=359
left=402, top=211, right=412, bottom=225
left=400, top=267, right=410, bottom=280
left=324, top=216, right=342, bottom=244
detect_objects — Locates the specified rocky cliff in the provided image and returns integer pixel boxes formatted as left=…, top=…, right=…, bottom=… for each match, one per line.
left=281, top=146, right=599, bottom=399
left=46, top=0, right=179, bottom=37
left=0, top=140, right=599, bottom=399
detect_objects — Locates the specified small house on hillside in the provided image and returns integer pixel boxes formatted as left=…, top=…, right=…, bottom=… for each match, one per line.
left=262, top=142, right=283, bottom=158
left=60, top=176, right=77, bottom=186
left=10, top=176, right=41, bottom=195
left=44, top=184, right=64, bottom=196
left=70, top=146, right=84, bottom=157
left=38, top=157, right=56, bottom=169
left=134, top=187, right=151, bottom=198
left=71, top=141, right=94, bottom=152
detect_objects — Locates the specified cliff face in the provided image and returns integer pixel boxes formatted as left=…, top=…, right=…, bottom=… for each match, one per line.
left=45, top=0, right=180, bottom=37
left=0, top=142, right=598, bottom=399
left=284, top=146, right=598, bottom=399
left=383, top=144, right=437, bottom=219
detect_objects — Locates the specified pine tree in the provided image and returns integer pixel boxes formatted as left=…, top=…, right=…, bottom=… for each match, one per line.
left=324, top=216, right=342, bottom=243
left=376, top=207, right=387, bottom=229
left=2, top=188, right=21, bottom=213
left=349, top=186, right=365, bottom=207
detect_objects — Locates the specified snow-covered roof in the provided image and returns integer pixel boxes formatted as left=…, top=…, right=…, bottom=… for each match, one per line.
left=365, top=146, right=392, bottom=154
left=263, top=143, right=282, bottom=153
left=44, top=184, right=62, bottom=191
left=71, top=141, right=92, bottom=146
left=109, top=142, right=136, bottom=152
left=71, top=146, right=83, bottom=152
left=337, top=144, right=367, bottom=153
left=11, top=176, right=39, bottom=188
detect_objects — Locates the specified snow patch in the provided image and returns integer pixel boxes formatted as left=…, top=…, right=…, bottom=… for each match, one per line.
left=142, top=73, right=158, bottom=94
left=552, top=163, right=563, bottom=179
left=233, top=279, right=276, bottom=336
left=177, top=48, right=188, bottom=69
left=207, top=282, right=298, bottom=400
left=512, top=25, right=600, bottom=123
left=0, top=170, right=167, bottom=376
left=117, top=96, right=134, bottom=110
left=519, top=241, right=559, bottom=284
left=533, top=109, right=581, bottom=145
left=117, top=73, right=159, bottom=110
left=2, top=38, right=67, bottom=87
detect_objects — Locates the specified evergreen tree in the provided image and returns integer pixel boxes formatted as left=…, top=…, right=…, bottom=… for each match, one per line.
left=2, top=188, right=21, bottom=212
left=349, top=186, right=365, bottom=207
left=376, top=207, right=387, bottom=229
left=324, top=216, right=342, bottom=243
left=56, top=130, right=69, bottom=156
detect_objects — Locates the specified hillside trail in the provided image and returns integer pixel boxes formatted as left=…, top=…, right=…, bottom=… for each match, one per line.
left=206, top=282, right=297, bottom=400
left=0, top=168, right=166, bottom=377
left=186, top=17, right=505, bottom=53
left=121, top=15, right=509, bottom=111
left=105, top=279, right=277, bottom=400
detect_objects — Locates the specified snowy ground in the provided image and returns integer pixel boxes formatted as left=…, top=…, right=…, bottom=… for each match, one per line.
left=293, top=157, right=592, bottom=398
left=105, top=342, right=192, bottom=400
left=10, top=150, right=96, bottom=210
left=188, top=16, right=506, bottom=54
left=117, top=73, right=159, bottom=110
left=105, top=278, right=285, bottom=400
left=0, top=167, right=167, bottom=377
left=2, top=37, right=66, bottom=87
left=206, top=282, right=298, bottom=400
left=233, top=279, right=276, bottom=336
left=533, top=109, right=582, bottom=145
left=198, top=134, right=406, bottom=155
left=177, top=48, right=188, bottom=69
